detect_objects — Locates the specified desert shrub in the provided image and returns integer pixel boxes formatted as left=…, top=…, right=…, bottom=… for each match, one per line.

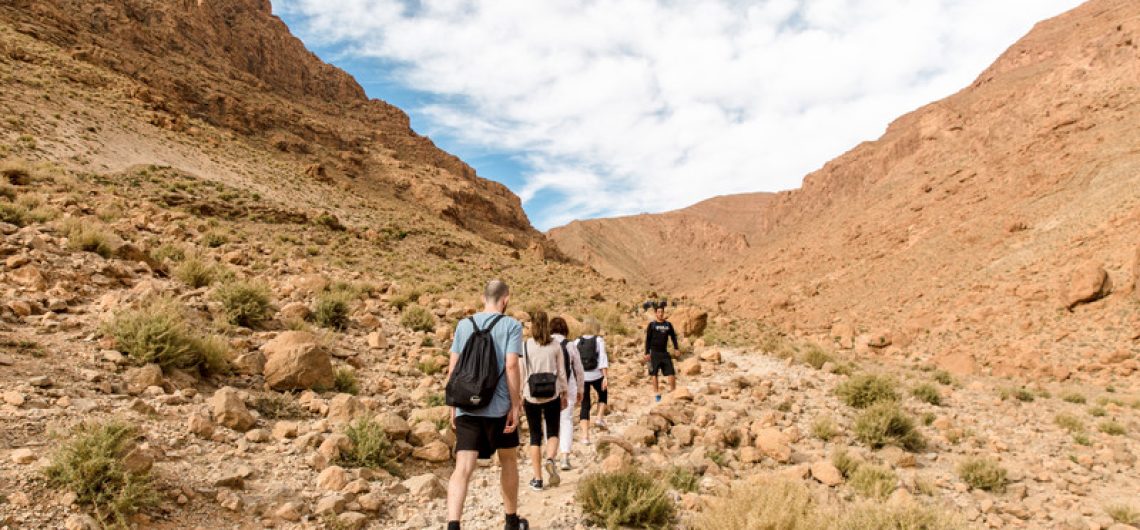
left=251, top=393, right=306, bottom=420
left=193, top=334, right=232, bottom=376
left=150, top=243, right=185, bottom=264
left=1098, top=420, right=1126, bottom=436
left=800, top=343, right=833, bottom=370
left=1089, top=406, right=1107, bottom=417
left=203, top=231, right=228, bottom=248
left=43, top=421, right=157, bottom=527
left=1073, top=433, right=1092, bottom=446
left=104, top=297, right=217, bottom=371
left=590, top=304, right=631, bottom=337
left=1061, top=392, right=1087, bottom=404
left=314, top=292, right=351, bottom=331
left=812, top=416, right=839, bottom=441
left=957, top=457, right=1007, bottom=492
left=837, top=502, right=965, bottom=530
left=849, top=464, right=898, bottom=500
left=911, top=384, right=942, bottom=406
left=417, top=359, right=443, bottom=375
left=425, top=393, right=446, bottom=407
left=832, top=449, right=862, bottom=478
left=0, top=183, right=15, bottom=201
left=854, top=402, right=926, bottom=452
left=315, top=212, right=346, bottom=231
left=1055, top=413, right=1084, bottom=433
left=400, top=304, right=436, bottom=333
left=693, top=477, right=824, bottom=530
left=1, top=160, right=32, bottom=185
left=1106, top=504, right=1140, bottom=525
left=663, top=466, right=700, bottom=493
left=932, top=370, right=954, bottom=386
left=173, top=254, right=228, bottom=288
left=577, top=468, right=674, bottom=529
left=0, top=201, right=28, bottom=226
left=67, top=225, right=113, bottom=258
left=837, top=374, right=900, bottom=409
left=339, top=417, right=400, bottom=476
left=213, top=280, right=272, bottom=328
left=1000, top=387, right=1034, bottom=402
left=333, top=366, right=359, bottom=395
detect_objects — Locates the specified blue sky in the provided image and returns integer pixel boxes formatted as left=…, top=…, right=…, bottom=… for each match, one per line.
left=275, top=0, right=1083, bottom=231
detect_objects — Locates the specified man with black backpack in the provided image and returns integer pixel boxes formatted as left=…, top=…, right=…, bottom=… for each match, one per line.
left=445, top=280, right=529, bottom=530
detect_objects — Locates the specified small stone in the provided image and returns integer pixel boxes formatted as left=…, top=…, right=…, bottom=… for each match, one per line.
left=27, top=375, right=52, bottom=388
left=811, top=461, right=844, bottom=486
left=130, top=398, right=156, bottom=415
left=187, top=413, right=215, bottom=439
left=11, top=448, right=36, bottom=464
left=272, top=421, right=299, bottom=440
left=315, top=494, right=347, bottom=515
left=402, top=474, right=446, bottom=499
left=121, top=447, right=155, bottom=474
left=2, top=391, right=25, bottom=406
left=412, top=440, right=451, bottom=462
left=317, top=465, right=349, bottom=491
left=209, top=387, right=256, bottom=432
left=337, top=512, right=369, bottom=530
left=244, top=429, right=271, bottom=443
left=357, top=492, right=384, bottom=512
left=64, top=514, right=100, bottom=530
left=274, top=501, right=303, bottom=522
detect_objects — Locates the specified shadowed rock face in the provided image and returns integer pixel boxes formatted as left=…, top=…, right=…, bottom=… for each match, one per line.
left=0, top=0, right=558, bottom=255
left=553, top=0, right=1140, bottom=379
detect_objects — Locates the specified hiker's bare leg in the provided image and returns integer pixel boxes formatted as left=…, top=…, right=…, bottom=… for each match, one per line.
left=546, top=436, right=559, bottom=461
left=498, top=447, right=519, bottom=514
left=529, top=444, right=542, bottom=480
left=668, top=375, right=676, bottom=392
left=447, top=450, right=478, bottom=521
left=652, top=374, right=660, bottom=394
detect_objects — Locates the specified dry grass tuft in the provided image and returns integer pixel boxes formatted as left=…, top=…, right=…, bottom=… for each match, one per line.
left=578, top=468, right=674, bottom=529
left=693, top=477, right=824, bottom=530
left=837, top=374, right=900, bottom=409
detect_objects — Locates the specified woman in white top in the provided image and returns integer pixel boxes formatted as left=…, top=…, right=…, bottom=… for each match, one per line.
left=576, top=318, right=610, bottom=444
left=550, top=317, right=584, bottom=471
left=519, top=311, right=568, bottom=491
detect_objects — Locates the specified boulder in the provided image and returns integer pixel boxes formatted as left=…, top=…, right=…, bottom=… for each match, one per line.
left=412, top=441, right=451, bottom=462
left=317, top=465, right=349, bottom=491
left=366, top=331, right=388, bottom=350
left=374, top=412, right=411, bottom=441
left=10, top=448, right=36, bottom=465
left=698, top=349, right=722, bottom=363
left=754, top=428, right=792, bottom=463
left=811, top=461, right=844, bottom=486
left=327, top=394, right=366, bottom=424
left=337, top=512, right=369, bottom=530
left=277, top=302, right=311, bottom=323
left=671, top=307, right=708, bottom=337
left=209, top=387, right=255, bottom=432
left=403, top=474, right=446, bottom=499
left=1066, top=263, right=1112, bottom=309
left=187, top=413, right=215, bottom=438
left=261, top=331, right=334, bottom=391
left=624, top=425, right=657, bottom=446
left=679, top=358, right=702, bottom=376
left=831, top=322, right=855, bottom=349
left=126, top=364, right=164, bottom=395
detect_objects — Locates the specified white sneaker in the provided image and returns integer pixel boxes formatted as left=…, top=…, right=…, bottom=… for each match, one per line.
left=560, top=455, right=571, bottom=470
left=595, top=418, right=607, bottom=428
left=545, top=459, right=561, bottom=487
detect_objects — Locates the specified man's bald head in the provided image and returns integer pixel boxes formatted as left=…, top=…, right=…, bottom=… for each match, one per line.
left=483, top=279, right=510, bottom=309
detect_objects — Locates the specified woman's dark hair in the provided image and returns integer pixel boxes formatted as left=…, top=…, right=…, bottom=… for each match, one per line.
left=530, top=311, right=552, bottom=346
left=550, top=317, right=570, bottom=337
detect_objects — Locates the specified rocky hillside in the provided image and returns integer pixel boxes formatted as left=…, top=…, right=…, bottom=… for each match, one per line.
left=0, top=0, right=555, bottom=253
left=552, top=0, right=1140, bottom=385
left=549, top=192, right=774, bottom=287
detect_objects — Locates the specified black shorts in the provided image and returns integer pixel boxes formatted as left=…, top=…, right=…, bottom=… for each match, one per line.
left=523, top=399, right=561, bottom=446
left=648, top=353, right=675, bottom=377
left=454, top=414, right=520, bottom=459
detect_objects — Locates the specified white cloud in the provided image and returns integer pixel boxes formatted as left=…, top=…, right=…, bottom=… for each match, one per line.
left=276, top=0, right=1084, bottom=230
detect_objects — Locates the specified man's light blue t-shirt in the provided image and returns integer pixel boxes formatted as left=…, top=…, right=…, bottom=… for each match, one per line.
left=450, top=312, right=523, bottom=418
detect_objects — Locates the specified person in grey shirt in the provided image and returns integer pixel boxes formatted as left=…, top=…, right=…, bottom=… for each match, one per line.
left=446, top=280, right=529, bottom=530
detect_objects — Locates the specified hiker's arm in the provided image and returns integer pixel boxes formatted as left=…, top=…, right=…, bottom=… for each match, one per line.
left=505, top=353, right=522, bottom=432
left=669, top=324, right=679, bottom=351
left=644, top=324, right=652, bottom=355
left=572, top=346, right=585, bottom=397
left=448, top=352, right=459, bottom=428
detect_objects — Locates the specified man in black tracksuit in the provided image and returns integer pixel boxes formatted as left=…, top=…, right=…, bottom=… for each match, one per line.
left=644, top=306, right=679, bottom=402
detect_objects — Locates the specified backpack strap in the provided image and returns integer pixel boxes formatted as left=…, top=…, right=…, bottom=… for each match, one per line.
left=559, top=338, right=570, bottom=376
left=479, top=313, right=506, bottom=333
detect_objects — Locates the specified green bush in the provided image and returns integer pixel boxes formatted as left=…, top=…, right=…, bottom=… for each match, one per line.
left=1099, top=420, right=1126, bottom=436
left=1055, top=413, right=1084, bottom=433
left=400, top=304, right=436, bottom=333
left=173, top=255, right=228, bottom=288
left=800, top=344, right=833, bottom=370
left=213, top=280, right=272, bottom=328
left=1061, top=392, right=1087, bottom=404
left=314, top=292, right=351, bottom=331
left=339, top=417, right=400, bottom=476
left=812, top=416, right=839, bottom=441
left=590, top=304, right=631, bottom=337
left=957, top=457, right=1007, bottom=492
left=1089, top=406, right=1107, bottom=417
left=837, top=374, right=900, bottom=409
left=911, top=384, right=942, bottom=406
left=663, top=466, right=700, bottom=493
left=104, top=297, right=228, bottom=373
left=577, top=469, right=674, bottom=529
left=932, top=370, right=954, bottom=386
left=832, top=449, right=862, bottom=478
left=1106, top=504, right=1140, bottom=526
left=849, top=464, right=897, bottom=500
left=854, top=402, right=926, bottom=452
left=43, top=421, right=157, bottom=527
left=68, top=226, right=113, bottom=258
left=333, top=366, right=359, bottom=395
left=693, top=477, right=824, bottom=530
left=0, top=201, right=28, bottom=226
left=838, top=502, right=965, bottom=530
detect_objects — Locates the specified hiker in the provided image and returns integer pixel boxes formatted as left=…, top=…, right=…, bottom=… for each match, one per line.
left=577, top=318, right=610, bottom=445
left=519, top=310, right=568, bottom=491
left=645, top=305, right=679, bottom=402
left=550, top=317, right=584, bottom=470
left=445, top=280, right=529, bottom=530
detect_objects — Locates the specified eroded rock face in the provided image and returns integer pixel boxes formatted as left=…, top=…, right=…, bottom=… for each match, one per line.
left=261, top=331, right=334, bottom=391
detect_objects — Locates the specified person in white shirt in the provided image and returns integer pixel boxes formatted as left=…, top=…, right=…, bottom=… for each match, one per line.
left=549, top=317, right=584, bottom=470
left=576, top=318, right=610, bottom=445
